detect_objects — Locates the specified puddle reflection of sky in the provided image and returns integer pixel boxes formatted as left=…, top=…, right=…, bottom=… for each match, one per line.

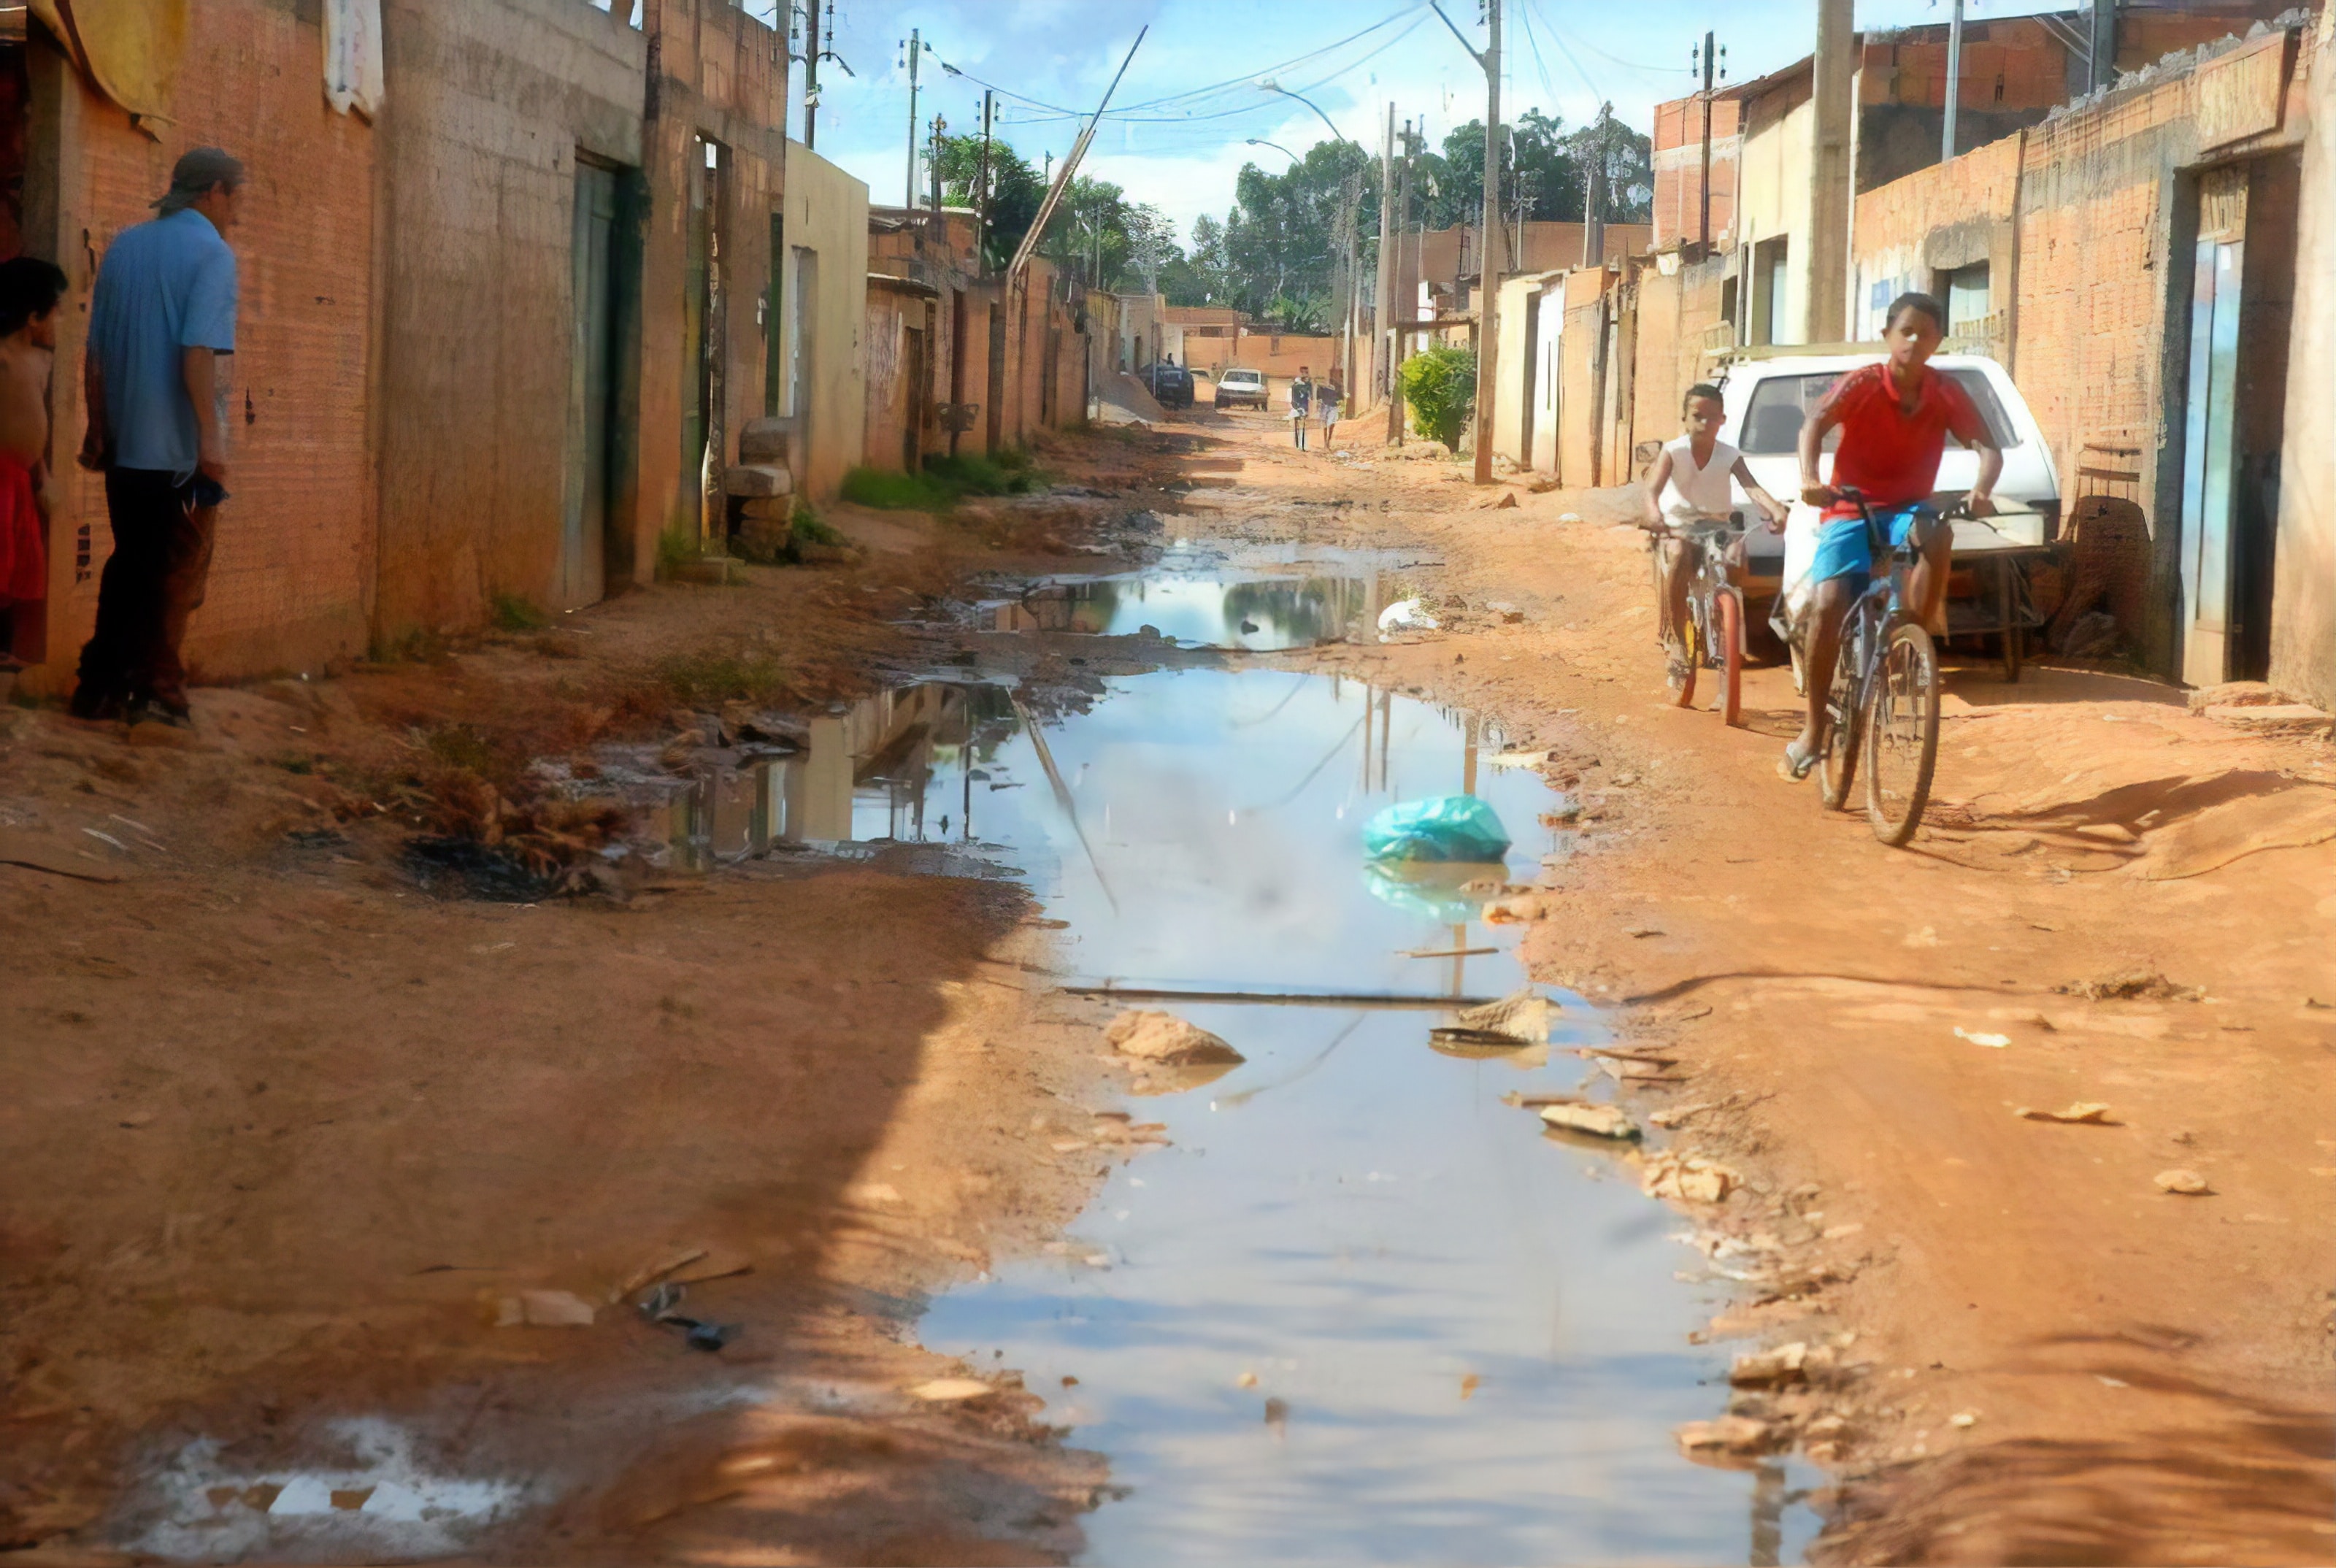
left=915, top=669, right=1819, bottom=1567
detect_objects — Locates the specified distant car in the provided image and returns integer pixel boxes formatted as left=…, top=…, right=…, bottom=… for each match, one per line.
left=1139, top=361, right=1193, bottom=409
left=1213, top=367, right=1269, bottom=410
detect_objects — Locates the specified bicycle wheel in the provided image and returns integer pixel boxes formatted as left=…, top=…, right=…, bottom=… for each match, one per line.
left=1713, top=587, right=1745, bottom=727
left=1667, top=599, right=1702, bottom=708
left=1864, top=622, right=1943, bottom=846
left=1818, top=645, right=1862, bottom=811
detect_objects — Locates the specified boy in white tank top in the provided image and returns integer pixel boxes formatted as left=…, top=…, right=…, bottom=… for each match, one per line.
left=1638, top=383, right=1788, bottom=685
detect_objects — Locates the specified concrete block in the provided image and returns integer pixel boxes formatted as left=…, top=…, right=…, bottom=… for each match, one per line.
left=724, top=464, right=793, bottom=499
left=738, top=418, right=796, bottom=466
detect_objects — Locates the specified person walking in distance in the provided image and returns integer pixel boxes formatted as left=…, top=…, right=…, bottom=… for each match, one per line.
left=0, top=257, right=66, bottom=670
left=1317, top=374, right=1342, bottom=452
left=71, top=147, right=242, bottom=728
left=1288, top=366, right=1313, bottom=450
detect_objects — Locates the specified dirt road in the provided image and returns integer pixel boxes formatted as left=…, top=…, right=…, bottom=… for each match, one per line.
left=1173, top=404, right=2336, bottom=1564
left=4, top=412, right=2331, bottom=1564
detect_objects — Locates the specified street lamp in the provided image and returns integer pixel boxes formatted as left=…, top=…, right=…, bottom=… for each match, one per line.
left=1258, top=77, right=1356, bottom=149
left=1245, top=137, right=1299, bottom=163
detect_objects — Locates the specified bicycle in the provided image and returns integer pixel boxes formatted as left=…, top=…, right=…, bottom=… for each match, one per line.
left=1648, top=513, right=1748, bottom=728
left=1644, top=520, right=1756, bottom=729
left=1812, top=488, right=1945, bottom=848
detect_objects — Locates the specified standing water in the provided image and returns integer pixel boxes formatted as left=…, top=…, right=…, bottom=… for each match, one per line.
left=773, top=647, right=1823, bottom=1564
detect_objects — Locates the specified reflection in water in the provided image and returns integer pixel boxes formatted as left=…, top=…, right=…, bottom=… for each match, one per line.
left=889, top=668, right=1823, bottom=1566
left=994, top=572, right=1375, bottom=651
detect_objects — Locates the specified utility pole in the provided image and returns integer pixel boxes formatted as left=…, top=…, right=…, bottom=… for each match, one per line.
left=1695, top=31, right=1716, bottom=247
left=1388, top=118, right=1416, bottom=443
left=799, top=1, right=820, bottom=149
left=977, top=89, right=994, bottom=263
left=929, top=114, right=946, bottom=212
left=2086, top=0, right=2118, bottom=93
left=1473, top=0, right=1502, bottom=485
left=1375, top=102, right=1396, bottom=414
left=1943, top=0, right=1965, bottom=161
left=1808, top=0, right=1855, bottom=345
left=1583, top=103, right=1609, bottom=269
left=901, top=27, right=921, bottom=209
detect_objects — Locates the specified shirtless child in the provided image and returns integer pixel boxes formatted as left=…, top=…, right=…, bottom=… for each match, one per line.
left=0, top=256, right=66, bottom=669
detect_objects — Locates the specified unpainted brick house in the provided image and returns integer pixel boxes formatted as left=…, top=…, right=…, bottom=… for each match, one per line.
left=4, top=0, right=873, bottom=692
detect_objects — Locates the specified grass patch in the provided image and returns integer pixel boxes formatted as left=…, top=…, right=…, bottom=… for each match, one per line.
left=422, top=723, right=500, bottom=776
left=490, top=591, right=550, bottom=632
left=791, top=504, right=843, bottom=547
left=840, top=466, right=955, bottom=511
left=838, top=450, right=1045, bottom=512
left=655, top=523, right=700, bottom=578
left=653, top=648, right=788, bottom=708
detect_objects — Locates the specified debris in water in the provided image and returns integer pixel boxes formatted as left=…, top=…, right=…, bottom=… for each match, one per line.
left=1537, top=1102, right=1640, bottom=1140
left=1106, top=1010, right=1245, bottom=1066
left=2016, top=1102, right=2115, bottom=1124
left=1236, top=1370, right=1259, bottom=1388
left=1448, top=986, right=1556, bottom=1044
left=2154, top=1169, right=2213, bottom=1195
left=493, top=1289, right=595, bottom=1328
left=1642, top=1152, right=1742, bottom=1204
left=1675, top=1415, right=1772, bottom=1461
left=1431, top=1026, right=1542, bottom=1057
left=1727, top=1343, right=1809, bottom=1389
left=1361, top=795, right=1511, bottom=862
left=1264, top=1396, right=1290, bottom=1437
left=1377, top=598, right=1440, bottom=634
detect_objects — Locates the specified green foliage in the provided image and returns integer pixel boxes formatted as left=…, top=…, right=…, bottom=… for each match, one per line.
left=489, top=591, right=549, bottom=632
left=840, top=455, right=1039, bottom=512
left=934, top=134, right=1045, bottom=274
left=790, top=502, right=842, bottom=546
left=1399, top=346, right=1478, bottom=452
left=840, top=466, right=956, bottom=511
left=655, top=523, right=699, bottom=578
left=653, top=648, right=787, bottom=708
left=1420, top=108, right=1653, bottom=229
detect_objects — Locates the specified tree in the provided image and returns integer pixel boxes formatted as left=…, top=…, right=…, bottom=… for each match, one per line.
left=1567, top=107, right=1655, bottom=223
left=934, top=133, right=1044, bottom=272
left=1122, top=204, right=1177, bottom=295
left=1210, top=138, right=1381, bottom=332
left=1161, top=215, right=1229, bottom=306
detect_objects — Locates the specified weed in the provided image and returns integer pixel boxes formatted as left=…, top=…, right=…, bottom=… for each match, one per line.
left=1399, top=345, right=1478, bottom=452
left=791, top=503, right=843, bottom=546
left=656, top=523, right=700, bottom=578
left=653, top=647, right=787, bottom=707
left=840, top=466, right=955, bottom=511
left=490, top=592, right=550, bottom=632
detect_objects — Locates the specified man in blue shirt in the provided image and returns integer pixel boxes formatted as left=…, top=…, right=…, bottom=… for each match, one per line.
left=70, top=147, right=242, bottom=726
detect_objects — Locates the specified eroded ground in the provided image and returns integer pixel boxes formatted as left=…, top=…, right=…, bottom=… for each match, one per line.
left=4, top=414, right=2332, bottom=1566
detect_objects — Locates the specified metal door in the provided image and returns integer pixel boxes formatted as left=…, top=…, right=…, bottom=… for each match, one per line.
left=2179, top=167, right=2246, bottom=687
left=561, top=162, right=618, bottom=608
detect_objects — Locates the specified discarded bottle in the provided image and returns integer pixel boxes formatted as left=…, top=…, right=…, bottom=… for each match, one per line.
left=1361, top=796, right=1512, bottom=864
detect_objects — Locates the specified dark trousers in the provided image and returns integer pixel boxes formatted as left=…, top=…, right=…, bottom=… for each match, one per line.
left=74, top=468, right=217, bottom=710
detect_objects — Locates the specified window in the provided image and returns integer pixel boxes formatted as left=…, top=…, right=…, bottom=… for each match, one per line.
left=1737, top=369, right=2022, bottom=456
left=1943, top=263, right=1990, bottom=331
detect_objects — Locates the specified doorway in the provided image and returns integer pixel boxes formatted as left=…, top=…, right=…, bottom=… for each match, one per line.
left=682, top=137, right=726, bottom=547
left=560, top=158, right=620, bottom=610
left=1517, top=291, right=1540, bottom=467
left=900, top=322, right=925, bottom=471
left=2178, top=157, right=2295, bottom=686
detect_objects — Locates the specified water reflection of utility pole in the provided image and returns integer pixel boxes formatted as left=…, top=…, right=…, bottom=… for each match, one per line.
left=1379, top=689, right=1391, bottom=788
left=1749, top=1461, right=1784, bottom=1567
left=1360, top=684, right=1375, bottom=792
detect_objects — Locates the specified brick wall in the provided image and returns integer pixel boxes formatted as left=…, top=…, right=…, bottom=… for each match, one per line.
left=372, top=0, right=646, bottom=639
left=23, top=0, right=377, bottom=686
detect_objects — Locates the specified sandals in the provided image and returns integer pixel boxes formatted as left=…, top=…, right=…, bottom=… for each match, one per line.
left=1778, top=737, right=1820, bottom=781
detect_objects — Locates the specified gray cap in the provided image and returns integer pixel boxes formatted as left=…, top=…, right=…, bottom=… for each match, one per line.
left=155, top=147, right=245, bottom=215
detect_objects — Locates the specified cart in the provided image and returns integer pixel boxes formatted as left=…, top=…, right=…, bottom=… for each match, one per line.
left=1941, top=511, right=2056, bottom=683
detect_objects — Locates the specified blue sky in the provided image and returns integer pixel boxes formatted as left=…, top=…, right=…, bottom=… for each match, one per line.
left=751, top=1, right=2079, bottom=240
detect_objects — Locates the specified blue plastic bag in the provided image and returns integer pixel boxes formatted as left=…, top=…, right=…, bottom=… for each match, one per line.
left=1361, top=795, right=1512, bottom=864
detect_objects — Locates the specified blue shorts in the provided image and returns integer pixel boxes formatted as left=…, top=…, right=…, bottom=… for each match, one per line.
left=1810, top=505, right=1936, bottom=593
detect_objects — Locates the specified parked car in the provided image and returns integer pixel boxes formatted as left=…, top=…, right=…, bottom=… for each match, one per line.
left=1710, top=349, right=2062, bottom=676
left=1139, top=360, right=1194, bottom=409
left=1213, top=367, right=1269, bottom=410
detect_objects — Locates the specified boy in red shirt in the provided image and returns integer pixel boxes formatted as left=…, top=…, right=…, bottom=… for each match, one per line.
left=1781, top=292, right=2002, bottom=780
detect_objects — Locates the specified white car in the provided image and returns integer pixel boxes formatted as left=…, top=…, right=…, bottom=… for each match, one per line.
left=1708, top=350, right=2061, bottom=674
left=1213, top=367, right=1269, bottom=411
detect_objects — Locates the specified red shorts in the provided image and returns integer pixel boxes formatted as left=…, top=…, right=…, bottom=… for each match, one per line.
left=0, top=450, right=42, bottom=605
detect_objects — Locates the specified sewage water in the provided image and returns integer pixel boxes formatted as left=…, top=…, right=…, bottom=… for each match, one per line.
left=823, top=666, right=1820, bottom=1565
left=986, top=569, right=1375, bottom=650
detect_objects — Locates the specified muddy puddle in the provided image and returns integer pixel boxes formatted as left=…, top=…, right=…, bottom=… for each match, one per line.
left=984, top=569, right=1375, bottom=651
left=875, top=666, right=1821, bottom=1563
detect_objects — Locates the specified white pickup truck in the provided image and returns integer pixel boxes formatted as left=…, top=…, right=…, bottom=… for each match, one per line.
left=1708, top=349, right=2062, bottom=680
